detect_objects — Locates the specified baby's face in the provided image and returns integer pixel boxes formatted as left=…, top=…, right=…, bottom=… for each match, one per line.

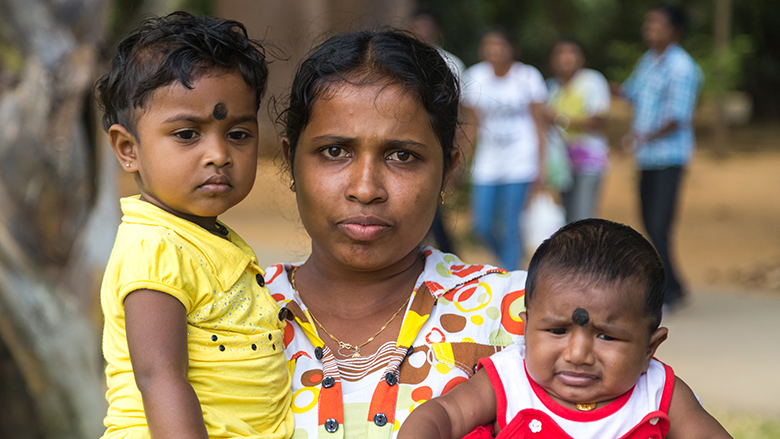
left=520, top=275, right=666, bottom=409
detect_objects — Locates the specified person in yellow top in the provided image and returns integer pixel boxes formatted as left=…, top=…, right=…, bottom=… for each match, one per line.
left=94, top=12, right=292, bottom=439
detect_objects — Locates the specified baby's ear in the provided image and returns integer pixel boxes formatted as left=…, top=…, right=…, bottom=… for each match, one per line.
left=109, top=124, right=139, bottom=172
left=643, top=326, right=668, bottom=372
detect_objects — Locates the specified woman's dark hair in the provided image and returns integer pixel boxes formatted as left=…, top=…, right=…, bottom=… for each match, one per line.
left=95, top=11, right=268, bottom=136
left=279, top=29, right=460, bottom=170
left=525, top=218, right=666, bottom=331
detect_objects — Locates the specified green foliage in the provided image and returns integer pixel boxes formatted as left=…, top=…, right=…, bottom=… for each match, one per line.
left=0, top=43, right=23, bottom=73
left=691, top=34, right=755, bottom=98
left=417, top=0, right=780, bottom=119
left=713, top=410, right=780, bottom=439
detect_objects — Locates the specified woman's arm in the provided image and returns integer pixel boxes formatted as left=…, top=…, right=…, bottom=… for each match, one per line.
left=666, top=376, right=732, bottom=439
left=125, top=289, right=209, bottom=439
left=397, top=368, right=497, bottom=439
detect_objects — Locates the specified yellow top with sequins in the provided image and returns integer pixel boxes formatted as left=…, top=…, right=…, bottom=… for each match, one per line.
left=100, top=196, right=293, bottom=439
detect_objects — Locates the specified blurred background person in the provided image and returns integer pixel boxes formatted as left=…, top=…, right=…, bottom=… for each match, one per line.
left=410, top=7, right=465, bottom=254
left=615, top=4, right=703, bottom=310
left=545, top=37, right=611, bottom=224
left=462, top=28, right=547, bottom=270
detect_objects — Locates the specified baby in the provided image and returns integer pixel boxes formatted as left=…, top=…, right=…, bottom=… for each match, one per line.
left=398, top=219, right=730, bottom=438
left=95, top=12, right=292, bottom=439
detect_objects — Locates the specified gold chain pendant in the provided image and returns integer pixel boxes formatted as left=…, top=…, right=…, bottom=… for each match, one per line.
left=575, top=402, right=597, bottom=411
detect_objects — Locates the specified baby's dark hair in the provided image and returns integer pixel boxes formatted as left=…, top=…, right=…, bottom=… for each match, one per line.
left=279, top=29, right=460, bottom=171
left=95, top=11, right=268, bottom=136
left=525, top=219, right=666, bottom=330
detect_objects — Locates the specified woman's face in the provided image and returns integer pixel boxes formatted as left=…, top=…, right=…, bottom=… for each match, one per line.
left=285, top=82, right=452, bottom=272
left=550, top=42, right=583, bottom=80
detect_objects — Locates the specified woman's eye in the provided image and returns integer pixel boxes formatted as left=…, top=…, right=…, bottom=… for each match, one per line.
left=388, top=151, right=414, bottom=162
left=322, top=146, right=347, bottom=158
left=174, top=130, right=198, bottom=141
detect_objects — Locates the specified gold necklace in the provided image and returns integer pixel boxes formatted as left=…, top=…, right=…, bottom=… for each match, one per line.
left=290, top=266, right=411, bottom=358
left=575, top=402, right=597, bottom=411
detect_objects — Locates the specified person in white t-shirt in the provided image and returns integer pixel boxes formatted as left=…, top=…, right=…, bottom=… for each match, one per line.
left=462, top=28, right=547, bottom=270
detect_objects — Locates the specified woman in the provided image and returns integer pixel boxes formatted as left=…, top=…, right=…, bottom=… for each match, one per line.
left=461, top=29, right=548, bottom=270
left=265, top=30, right=527, bottom=438
left=546, top=38, right=611, bottom=223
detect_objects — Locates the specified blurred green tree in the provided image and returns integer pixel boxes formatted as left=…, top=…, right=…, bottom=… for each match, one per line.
left=417, top=0, right=778, bottom=120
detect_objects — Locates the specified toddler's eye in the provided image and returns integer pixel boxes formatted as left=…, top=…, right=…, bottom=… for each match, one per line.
left=174, top=130, right=198, bottom=141
left=548, top=328, right=567, bottom=335
left=227, top=131, right=251, bottom=141
left=388, top=151, right=415, bottom=162
left=597, top=334, right=616, bottom=341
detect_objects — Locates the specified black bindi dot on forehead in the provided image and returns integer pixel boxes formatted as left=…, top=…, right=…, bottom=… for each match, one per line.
left=213, top=103, right=227, bottom=120
left=572, top=308, right=589, bottom=327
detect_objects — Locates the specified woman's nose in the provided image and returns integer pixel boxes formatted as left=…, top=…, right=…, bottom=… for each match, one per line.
left=345, top=155, right=387, bottom=204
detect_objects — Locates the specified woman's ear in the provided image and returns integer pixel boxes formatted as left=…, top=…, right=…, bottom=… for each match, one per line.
left=442, top=147, right=463, bottom=190
left=109, top=124, right=139, bottom=173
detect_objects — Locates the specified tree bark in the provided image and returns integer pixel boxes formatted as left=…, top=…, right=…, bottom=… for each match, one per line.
left=0, top=0, right=112, bottom=437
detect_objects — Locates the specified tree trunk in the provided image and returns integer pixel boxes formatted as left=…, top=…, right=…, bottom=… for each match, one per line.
left=0, top=0, right=112, bottom=437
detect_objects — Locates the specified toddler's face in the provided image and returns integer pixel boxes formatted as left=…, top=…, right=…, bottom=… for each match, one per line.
left=520, top=275, right=667, bottom=409
left=118, top=71, right=258, bottom=228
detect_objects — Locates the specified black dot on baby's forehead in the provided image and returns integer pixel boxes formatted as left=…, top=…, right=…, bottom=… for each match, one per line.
left=572, top=308, right=589, bottom=327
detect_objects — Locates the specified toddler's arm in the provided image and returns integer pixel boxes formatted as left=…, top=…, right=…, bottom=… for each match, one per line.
left=397, top=368, right=497, bottom=439
left=125, top=289, right=209, bottom=439
left=666, top=376, right=732, bottom=439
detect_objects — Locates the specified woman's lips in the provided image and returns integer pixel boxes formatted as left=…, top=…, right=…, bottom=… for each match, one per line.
left=338, top=216, right=391, bottom=241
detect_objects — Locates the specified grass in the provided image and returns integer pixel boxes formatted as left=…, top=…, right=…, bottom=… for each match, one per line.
left=713, top=409, right=780, bottom=439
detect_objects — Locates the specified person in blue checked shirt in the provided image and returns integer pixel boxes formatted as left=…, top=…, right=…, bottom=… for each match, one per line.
left=616, top=4, right=703, bottom=311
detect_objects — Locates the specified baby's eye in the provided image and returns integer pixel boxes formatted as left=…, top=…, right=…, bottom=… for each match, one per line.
left=548, top=328, right=567, bottom=335
left=174, top=130, right=199, bottom=141
left=597, top=333, right=617, bottom=341
left=387, top=150, right=415, bottom=162
left=321, top=146, right=348, bottom=158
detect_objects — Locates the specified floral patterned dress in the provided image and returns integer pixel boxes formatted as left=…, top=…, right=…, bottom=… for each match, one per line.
left=264, top=247, right=527, bottom=439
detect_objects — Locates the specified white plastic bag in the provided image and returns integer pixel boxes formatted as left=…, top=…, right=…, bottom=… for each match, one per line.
left=522, top=191, right=566, bottom=255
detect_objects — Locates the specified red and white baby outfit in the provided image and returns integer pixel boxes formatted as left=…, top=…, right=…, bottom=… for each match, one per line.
left=470, top=343, right=674, bottom=439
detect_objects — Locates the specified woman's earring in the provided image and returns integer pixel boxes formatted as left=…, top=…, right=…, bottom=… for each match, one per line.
left=125, top=163, right=131, bottom=168
left=289, top=179, right=296, bottom=192
left=440, top=190, right=446, bottom=205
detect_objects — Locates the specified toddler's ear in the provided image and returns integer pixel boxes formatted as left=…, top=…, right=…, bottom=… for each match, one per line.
left=643, top=326, right=668, bottom=372
left=109, top=124, right=139, bottom=172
